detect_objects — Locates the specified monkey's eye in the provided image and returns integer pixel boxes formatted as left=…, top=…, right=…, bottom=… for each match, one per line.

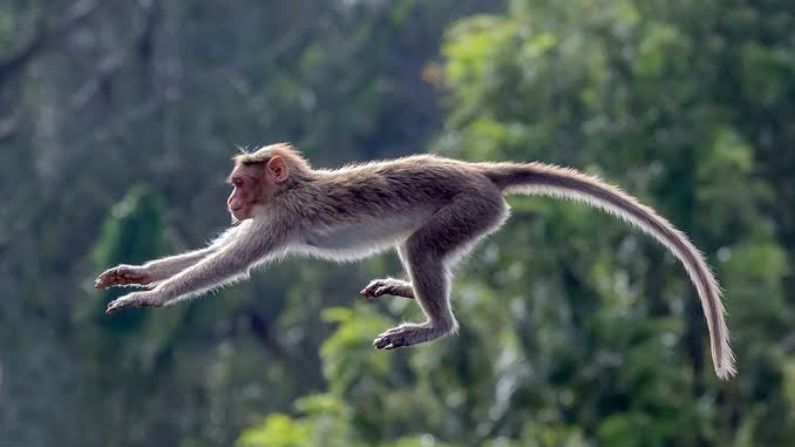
left=232, top=178, right=244, bottom=187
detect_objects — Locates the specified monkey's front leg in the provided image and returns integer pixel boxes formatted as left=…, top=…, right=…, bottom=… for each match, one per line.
left=106, top=227, right=288, bottom=315
left=96, top=227, right=242, bottom=289
left=95, top=249, right=215, bottom=289
left=105, top=253, right=247, bottom=315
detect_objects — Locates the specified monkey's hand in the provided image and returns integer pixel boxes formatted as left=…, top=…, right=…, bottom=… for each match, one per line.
left=95, top=265, right=153, bottom=289
left=360, top=278, right=415, bottom=300
left=105, top=291, right=164, bottom=315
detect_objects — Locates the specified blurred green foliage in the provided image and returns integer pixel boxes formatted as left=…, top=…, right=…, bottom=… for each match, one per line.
left=1, top=0, right=794, bottom=446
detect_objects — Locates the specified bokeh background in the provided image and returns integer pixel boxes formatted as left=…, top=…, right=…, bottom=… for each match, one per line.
left=1, top=0, right=794, bottom=446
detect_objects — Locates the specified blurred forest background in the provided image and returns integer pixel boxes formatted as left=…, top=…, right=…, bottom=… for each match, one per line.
left=1, top=0, right=794, bottom=446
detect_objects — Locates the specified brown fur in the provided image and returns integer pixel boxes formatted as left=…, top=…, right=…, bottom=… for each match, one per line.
left=96, top=143, right=735, bottom=380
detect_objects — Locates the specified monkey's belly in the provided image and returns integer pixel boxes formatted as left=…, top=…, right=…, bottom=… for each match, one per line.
left=296, top=212, right=429, bottom=260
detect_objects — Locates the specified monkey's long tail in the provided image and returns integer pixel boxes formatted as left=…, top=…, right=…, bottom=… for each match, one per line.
left=481, top=162, right=736, bottom=380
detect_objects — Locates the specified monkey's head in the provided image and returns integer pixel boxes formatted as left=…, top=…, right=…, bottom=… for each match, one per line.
left=227, top=143, right=313, bottom=222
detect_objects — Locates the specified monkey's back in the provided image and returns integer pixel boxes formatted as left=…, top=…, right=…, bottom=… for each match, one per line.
left=281, top=154, right=501, bottom=226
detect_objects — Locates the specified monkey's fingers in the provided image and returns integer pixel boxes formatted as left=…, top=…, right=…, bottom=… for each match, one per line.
left=95, top=270, right=119, bottom=289
left=105, top=294, right=157, bottom=315
left=95, top=267, right=150, bottom=289
left=106, top=297, right=135, bottom=314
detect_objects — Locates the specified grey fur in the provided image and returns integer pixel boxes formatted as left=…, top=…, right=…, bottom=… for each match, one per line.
left=97, top=143, right=735, bottom=380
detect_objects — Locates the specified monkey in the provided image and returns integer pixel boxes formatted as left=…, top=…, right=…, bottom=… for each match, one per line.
left=95, top=143, right=736, bottom=379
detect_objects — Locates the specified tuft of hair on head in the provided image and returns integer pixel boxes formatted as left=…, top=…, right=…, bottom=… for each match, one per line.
left=233, top=142, right=314, bottom=177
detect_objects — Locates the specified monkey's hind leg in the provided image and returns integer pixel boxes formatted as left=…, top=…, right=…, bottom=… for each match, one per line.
left=362, top=246, right=417, bottom=300
left=373, top=192, right=506, bottom=350
left=372, top=252, right=454, bottom=350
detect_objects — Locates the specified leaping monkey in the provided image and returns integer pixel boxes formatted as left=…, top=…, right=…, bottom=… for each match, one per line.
left=96, top=143, right=735, bottom=379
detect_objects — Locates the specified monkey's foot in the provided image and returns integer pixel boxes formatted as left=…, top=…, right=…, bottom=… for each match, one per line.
left=360, top=278, right=415, bottom=300
left=373, top=322, right=450, bottom=350
left=95, top=265, right=152, bottom=289
left=106, top=292, right=163, bottom=315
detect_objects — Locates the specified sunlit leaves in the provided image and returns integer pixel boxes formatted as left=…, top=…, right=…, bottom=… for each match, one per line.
left=237, top=413, right=312, bottom=447
left=321, top=306, right=393, bottom=391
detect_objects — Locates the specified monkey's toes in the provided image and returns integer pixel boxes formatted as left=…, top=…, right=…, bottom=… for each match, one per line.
left=373, top=332, right=409, bottom=350
left=360, top=280, right=388, bottom=299
left=373, top=324, right=422, bottom=350
left=361, top=279, right=405, bottom=299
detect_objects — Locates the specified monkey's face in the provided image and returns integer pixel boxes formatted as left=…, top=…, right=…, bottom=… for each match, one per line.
left=226, top=156, right=291, bottom=222
left=226, top=165, right=264, bottom=222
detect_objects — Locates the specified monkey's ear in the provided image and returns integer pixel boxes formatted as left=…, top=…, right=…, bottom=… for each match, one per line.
left=266, top=156, right=290, bottom=183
